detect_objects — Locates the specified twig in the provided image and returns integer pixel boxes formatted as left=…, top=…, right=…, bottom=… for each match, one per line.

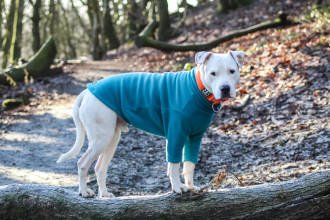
left=232, top=94, right=251, bottom=111
left=225, top=167, right=245, bottom=187
left=313, top=87, right=330, bottom=92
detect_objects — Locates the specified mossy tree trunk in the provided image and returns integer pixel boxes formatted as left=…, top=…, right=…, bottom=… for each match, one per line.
left=0, top=0, right=4, bottom=47
left=9, top=0, right=25, bottom=65
left=0, top=37, right=58, bottom=86
left=0, top=171, right=329, bottom=219
left=1, top=0, right=16, bottom=69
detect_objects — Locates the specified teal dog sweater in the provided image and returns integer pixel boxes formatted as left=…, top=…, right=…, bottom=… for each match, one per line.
left=87, top=68, right=220, bottom=164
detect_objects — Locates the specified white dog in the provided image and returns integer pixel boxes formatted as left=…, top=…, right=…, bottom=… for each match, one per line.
left=57, top=51, right=244, bottom=198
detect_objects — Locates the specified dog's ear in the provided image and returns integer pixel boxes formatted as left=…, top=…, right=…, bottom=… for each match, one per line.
left=228, top=50, right=245, bottom=68
left=195, top=51, right=213, bottom=65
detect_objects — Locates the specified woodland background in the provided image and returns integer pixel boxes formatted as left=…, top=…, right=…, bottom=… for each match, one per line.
left=0, top=0, right=329, bottom=219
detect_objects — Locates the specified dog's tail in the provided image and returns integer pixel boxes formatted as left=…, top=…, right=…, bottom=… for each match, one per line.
left=57, top=90, right=87, bottom=164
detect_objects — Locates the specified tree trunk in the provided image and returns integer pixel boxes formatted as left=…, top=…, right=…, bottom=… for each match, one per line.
left=127, top=0, right=138, bottom=39
left=1, top=0, right=16, bottom=69
left=136, top=15, right=289, bottom=52
left=156, top=0, right=171, bottom=41
left=59, top=0, right=77, bottom=58
left=29, top=0, right=42, bottom=53
left=9, top=0, right=25, bottom=65
left=0, top=0, right=4, bottom=47
left=0, top=37, right=58, bottom=86
left=178, top=0, right=189, bottom=28
left=87, top=0, right=106, bottom=60
left=48, top=0, right=56, bottom=36
left=103, top=0, right=120, bottom=50
left=0, top=171, right=329, bottom=219
left=70, top=0, right=90, bottom=40
left=135, top=19, right=158, bottom=47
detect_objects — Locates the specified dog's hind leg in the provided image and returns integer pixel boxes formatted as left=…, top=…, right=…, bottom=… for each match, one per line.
left=77, top=91, right=117, bottom=198
left=94, top=127, right=121, bottom=197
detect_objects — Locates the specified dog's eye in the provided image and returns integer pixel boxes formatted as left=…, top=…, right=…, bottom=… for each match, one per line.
left=210, top=72, right=216, bottom=76
left=230, top=70, right=235, bottom=74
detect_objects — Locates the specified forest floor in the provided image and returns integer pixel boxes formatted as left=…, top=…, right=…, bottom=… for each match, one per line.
left=0, top=0, right=329, bottom=196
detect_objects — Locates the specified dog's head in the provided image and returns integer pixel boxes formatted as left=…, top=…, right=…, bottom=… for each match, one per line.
left=195, top=51, right=245, bottom=100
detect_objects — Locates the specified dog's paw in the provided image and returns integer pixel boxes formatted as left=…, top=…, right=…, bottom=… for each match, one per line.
left=100, top=192, right=115, bottom=198
left=172, top=183, right=190, bottom=194
left=79, top=188, right=96, bottom=198
left=187, top=184, right=201, bottom=191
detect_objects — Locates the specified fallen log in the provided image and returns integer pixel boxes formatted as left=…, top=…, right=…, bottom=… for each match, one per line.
left=135, top=14, right=290, bottom=52
left=0, top=170, right=329, bottom=219
left=0, top=37, right=57, bottom=86
left=135, top=19, right=158, bottom=47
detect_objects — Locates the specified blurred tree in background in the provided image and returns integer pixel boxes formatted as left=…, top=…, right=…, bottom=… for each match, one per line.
left=0, top=0, right=256, bottom=67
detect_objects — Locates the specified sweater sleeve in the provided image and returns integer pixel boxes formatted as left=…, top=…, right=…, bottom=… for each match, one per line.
left=164, top=110, right=188, bottom=163
left=183, top=133, right=204, bottom=164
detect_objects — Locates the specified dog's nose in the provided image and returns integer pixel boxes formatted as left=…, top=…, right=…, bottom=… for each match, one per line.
left=220, top=85, right=230, bottom=97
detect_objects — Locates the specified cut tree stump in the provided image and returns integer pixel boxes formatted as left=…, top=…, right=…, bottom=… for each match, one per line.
left=0, top=170, right=329, bottom=219
left=0, top=37, right=58, bottom=86
left=135, top=14, right=290, bottom=52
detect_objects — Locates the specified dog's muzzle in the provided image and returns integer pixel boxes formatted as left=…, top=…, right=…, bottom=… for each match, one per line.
left=220, top=85, right=231, bottom=99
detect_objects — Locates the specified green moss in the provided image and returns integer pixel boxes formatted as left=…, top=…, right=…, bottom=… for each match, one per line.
left=2, top=98, right=22, bottom=111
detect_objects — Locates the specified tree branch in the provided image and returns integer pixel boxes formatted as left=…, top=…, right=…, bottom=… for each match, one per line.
left=135, top=14, right=291, bottom=52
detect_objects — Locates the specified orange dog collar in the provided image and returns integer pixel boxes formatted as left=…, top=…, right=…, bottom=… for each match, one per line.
left=195, top=69, right=228, bottom=106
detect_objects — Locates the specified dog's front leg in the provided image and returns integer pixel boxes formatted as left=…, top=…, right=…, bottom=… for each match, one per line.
left=167, top=162, right=189, bottom=194
left=183, top=161, right=200, bottom=191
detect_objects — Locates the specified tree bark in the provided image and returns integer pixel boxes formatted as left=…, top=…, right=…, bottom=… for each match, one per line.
left=156, top=0, right=171, bottom=41
left=29, top=0, right=42, bottom=53
left=136, top=15, right=289, bottom=52
left=1, top=0, right=16, bottom=69
left=127, top=0, right=138, bottom=39
left=0, top=171, right=329, bottom=219
left=59, top=0, right=77, bottom=58
left=135, top=19, right=158, bottom=47
left=0, top=37, right=58, bottom=86
left=70, top=0, right=90, bottom=40
left=9, top=0, right=25, bottom=65
left=48, top=0, right=56, bottom=36
left=103, top=0, right=120, bottom=50
left=0, top=0, right=4, bottom=47
left=177, top=0, right=189, bottom=28
left=87, top=0, right=106, bottom=60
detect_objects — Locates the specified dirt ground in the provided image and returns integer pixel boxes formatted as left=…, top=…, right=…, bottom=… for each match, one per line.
left=0, top=54, right=329, bottom=197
